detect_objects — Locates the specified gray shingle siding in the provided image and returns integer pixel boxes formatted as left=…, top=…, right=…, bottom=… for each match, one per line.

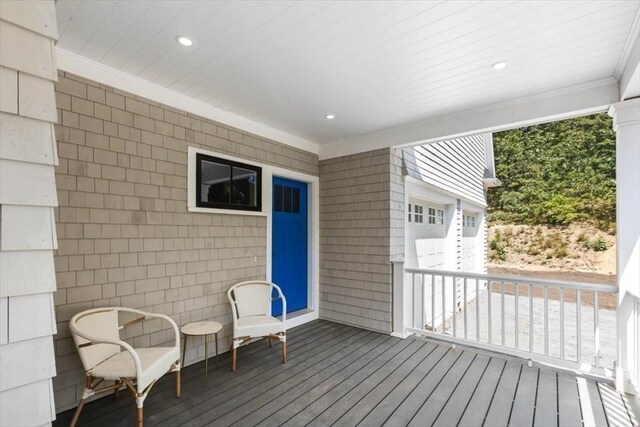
left=319, top=148, right=402, bottom=333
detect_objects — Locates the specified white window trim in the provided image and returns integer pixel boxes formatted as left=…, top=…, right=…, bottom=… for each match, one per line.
left=187, top=146, right=320, bottom=328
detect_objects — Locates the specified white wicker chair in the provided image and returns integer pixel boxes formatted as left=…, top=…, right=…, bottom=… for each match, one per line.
left=69, top=307, right=181, bottom=427
left=227, top=281, right=287, bottom=372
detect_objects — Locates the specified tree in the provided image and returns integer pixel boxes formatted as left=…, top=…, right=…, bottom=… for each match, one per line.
left=487, top=113, right=616, bottom=231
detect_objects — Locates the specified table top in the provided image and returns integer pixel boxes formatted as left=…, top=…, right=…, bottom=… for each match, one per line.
left=181, top=320, right=223, bottom=336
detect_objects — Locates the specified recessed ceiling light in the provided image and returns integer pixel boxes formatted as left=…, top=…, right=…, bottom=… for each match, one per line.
left=492, top=61, right=507, bottom=70
left=325, top=114, right=335, bottom=120
left=176, top=36, right=194, bottom=47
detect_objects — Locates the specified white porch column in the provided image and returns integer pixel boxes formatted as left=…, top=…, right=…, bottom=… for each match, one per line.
left=391, top=259, right=411, bottom=338
left=609, top=99, right=640, bottom=395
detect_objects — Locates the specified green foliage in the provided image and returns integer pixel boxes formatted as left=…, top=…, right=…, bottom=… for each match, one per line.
left=592, top=239, right=608, bottom=252
left=489, top=238, right=506, bottom=261
left=487, top=113, right=616, bottom=230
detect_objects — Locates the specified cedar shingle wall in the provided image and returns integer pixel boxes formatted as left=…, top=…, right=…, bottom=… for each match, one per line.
left=52, top=71, right=318, bottom=411
left=0, top=2, right=59, bottom=424
left=318, top=148, right=402, bottom=333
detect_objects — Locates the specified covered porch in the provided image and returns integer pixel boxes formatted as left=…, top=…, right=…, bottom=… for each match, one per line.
left=53, top=320, right=637, bottom=427
left=1, top=1, right=639, bottom=426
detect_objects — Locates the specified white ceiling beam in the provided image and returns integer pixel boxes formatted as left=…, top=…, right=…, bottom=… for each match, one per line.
left=55, top=48, right=320, bottom=156
left=319, top=78, right=620, bottom=160
left=615, top=8, right=640, bottom=101
left=618, top=34, right=640, bottom=101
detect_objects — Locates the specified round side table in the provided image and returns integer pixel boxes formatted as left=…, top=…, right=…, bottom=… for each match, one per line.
left=181, top=321, right=223, bottom=387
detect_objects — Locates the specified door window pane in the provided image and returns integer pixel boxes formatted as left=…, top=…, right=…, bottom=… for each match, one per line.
left=283, top=186, right=292, bottom=212
left=273, top=185, right=283, bottom=212
left=292, top=188, right=300, bottom=213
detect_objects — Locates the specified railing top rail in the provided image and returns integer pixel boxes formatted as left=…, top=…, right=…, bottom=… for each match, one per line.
left=404, top=267, right=617, bottom=293
left=627, top=289, right=640, bottom=302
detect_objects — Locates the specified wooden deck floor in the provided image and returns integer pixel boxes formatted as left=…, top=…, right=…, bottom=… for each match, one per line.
left=55, top=320, right=638, bottom=427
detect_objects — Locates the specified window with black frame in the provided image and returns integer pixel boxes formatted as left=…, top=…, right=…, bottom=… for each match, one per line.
left=196, top=153, right=262, bottom=211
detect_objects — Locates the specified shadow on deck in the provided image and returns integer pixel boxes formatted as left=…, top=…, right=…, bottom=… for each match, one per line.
left=54, top=319, right=638, bottom=426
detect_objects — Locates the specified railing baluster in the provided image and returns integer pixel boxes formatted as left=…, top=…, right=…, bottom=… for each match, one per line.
left=441, top=275, right=446, bottom=334
left=529, top=284, right=533, bottom=353
left=515, top=283, right=519, bottom=350
left=412, top=273, right=416, bottom=329
left=476, top=279, right=479, bottom=341
left=577, top=289, right=582, bottom=365
left=421, top=274, right=426, bottom=331
left=560, top=288, right=565, bottom=360
left=594, top=291, right=599, bottom=368
left=431, top=274, right=435, bottom=332
left=463, top=278, right=468, bottom=339
left=452, top=275, right=457, bottom=337
left=544, top=286, right=549, bottom=356
left=488, top=280, right=492, bottom=344
left=501, top=281, right=505, bottom=347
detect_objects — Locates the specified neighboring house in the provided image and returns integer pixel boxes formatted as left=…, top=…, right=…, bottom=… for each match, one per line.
left=402, top=133, right=500, bottom=329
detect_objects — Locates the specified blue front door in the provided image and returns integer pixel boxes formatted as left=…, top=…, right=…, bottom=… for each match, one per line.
left=272, top=177, right=308, bottom=316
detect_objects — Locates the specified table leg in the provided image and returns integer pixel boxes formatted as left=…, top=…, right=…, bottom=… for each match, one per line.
left=215, top=332, right=219, bottom=368
left=182, top=335, right=187, bottom=367
left=204, top=335, right=208, bottom=388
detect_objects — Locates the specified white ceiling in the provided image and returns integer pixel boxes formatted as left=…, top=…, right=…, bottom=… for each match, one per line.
left=55, top=0, right=640, bottom=148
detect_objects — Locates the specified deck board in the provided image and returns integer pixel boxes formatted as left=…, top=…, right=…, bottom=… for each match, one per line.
left=359, top=343, right=447, bottom=426
left=432, top=354, right=491, bottom=426
left=408, top=351, right=477, bottom=426
left=315, top=340, right=435, bottom=427
left=533, top=369, right=558, bottom=427
left=458, top=357, right=506, bottom=427
left=598, top=382, right=635, bottom=427
left=483, top=361, right=523, bottom=426
left=53, top=320, right=635, bottom=427
left=558, top=374, right=582, bottom=427
left=509, top=366, right=539, bottom=426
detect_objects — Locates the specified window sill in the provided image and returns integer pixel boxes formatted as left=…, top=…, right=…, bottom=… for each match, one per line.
left=187, top=206, right=268, bottom=216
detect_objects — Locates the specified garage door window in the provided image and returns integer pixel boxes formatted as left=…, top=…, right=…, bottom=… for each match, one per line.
left=464, top=214, right=477, bottom=228
left=414, top=205, right=424, bottom=223
left=428, top=208, right=444, bottom=225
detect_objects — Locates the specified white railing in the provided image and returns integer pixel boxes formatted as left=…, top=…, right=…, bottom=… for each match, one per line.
left=393, top=263, right=618, bottom=375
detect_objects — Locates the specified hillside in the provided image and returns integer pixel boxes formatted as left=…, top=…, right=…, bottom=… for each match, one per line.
left=488, top=223, right=615, bottom=276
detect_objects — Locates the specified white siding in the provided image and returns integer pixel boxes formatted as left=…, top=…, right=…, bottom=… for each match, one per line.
left=403, top=134, right=487, bottom=206
left=0, top=2, right=59, bottom=424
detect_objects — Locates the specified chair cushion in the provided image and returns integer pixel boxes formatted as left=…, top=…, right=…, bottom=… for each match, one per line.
left=91, top=347, right=179, bottom=390
left=235, top=315, right=284, bottom=338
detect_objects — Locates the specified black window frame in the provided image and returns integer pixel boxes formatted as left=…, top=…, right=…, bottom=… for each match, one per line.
left=195, top=153, right=262, bottom=212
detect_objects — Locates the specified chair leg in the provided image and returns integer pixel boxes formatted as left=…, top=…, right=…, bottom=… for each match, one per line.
left=282, top=341, right=287, bottom=363
left=69, top=398, right=86, bottom=427
left=176, top=370, right=181, bottom=398
left=114, top=381, right=121, bottom=399
left=269, top=336, right=273, bottom=348
left=232, top=346, right=237, bottom=372
left=137, top=406, right=144, bottom=427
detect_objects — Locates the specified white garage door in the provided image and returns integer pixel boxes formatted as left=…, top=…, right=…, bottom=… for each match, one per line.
left=462, top=212, right=478, bottom=272
left=408, top=203, right=446, bottom=269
